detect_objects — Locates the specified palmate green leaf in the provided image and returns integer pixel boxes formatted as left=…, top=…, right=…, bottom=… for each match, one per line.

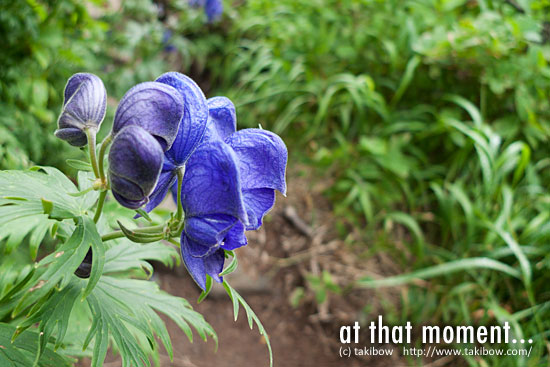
left=223, top=281, right=273, bottom=367
left=11, top=216, right=103, bottom=316
left=0, top=167, right=98, bottom=256
left=102, top=239, right=179, bottom=277
left=85, top=276, right=217, bottom=367
left=15, top=280, right=83, bottom=364
left=0, top=167, right=88, bottom=219
left=0, top=323, right=72, bottom=367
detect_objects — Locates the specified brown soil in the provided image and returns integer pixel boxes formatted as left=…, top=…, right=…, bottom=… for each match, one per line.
left=80, top=165, right=407, bottom=367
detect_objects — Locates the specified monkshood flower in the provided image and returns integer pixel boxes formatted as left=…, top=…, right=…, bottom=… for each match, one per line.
left=141, top=72, right=208, bottom=213
left=55, top=73, right=107, bottom=146
left=203, top=97, right=288, bottom=230
left=108, top=125, right=164, bottom=209
left=109, top=81, right=184, bottom=209
left=189, top=0, right=223, bottom=22
left=112, top=81, right=184, bottom=151
left=177, top=140, right=249, bottom=289
left=171, top=97, right=287, bottom=289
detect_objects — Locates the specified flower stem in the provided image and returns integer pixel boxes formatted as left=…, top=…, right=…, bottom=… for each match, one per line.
left=93, top=190, right=107, bottom=223
left=175, top=166, right=185, bottom=221
left=97, top=133, right=112, bottom=184
left=101, top=230, right=125, bottom=242
left=85, top=128, right=100, bottom=178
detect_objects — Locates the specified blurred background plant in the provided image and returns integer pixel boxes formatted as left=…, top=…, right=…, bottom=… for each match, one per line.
left=2, top=0, right=550, bottom=366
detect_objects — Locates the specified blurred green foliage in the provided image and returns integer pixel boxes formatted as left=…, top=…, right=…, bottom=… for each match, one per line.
left=2, top=0, right=550, bottom=365
left=171, top=1, right=550, bottom=365
left=0, top=0, right=107, bottom=169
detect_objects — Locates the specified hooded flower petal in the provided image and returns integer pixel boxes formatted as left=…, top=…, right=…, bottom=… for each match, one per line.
left=185, top=214, right=238, bottom=256
left=108, top=126, right=164, bottom=209
left=225, top=129, right=287, bottom=194
left=241, top=188, right=276, bottom=231
left=142, top=169, right=177, bottom=213
left=177, top=140, right=248, bottom=288
left=181, top=140, right=247, bottom=221
left=112, top=81, right=184, bottom=151
left=156, top=72, right=208, bottom=165
left=203, top=96, right=237, bottom=142
left=221, top=221, right=247, bottom=250
left=180, top=237, right=225, bottom=289
left=224, top=129, right=288, bottom=230
left=55, top=73, right=107, bottom=146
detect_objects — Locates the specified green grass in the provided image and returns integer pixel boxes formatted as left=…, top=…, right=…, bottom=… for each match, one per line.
left=3, top=0, right=550, bottom=365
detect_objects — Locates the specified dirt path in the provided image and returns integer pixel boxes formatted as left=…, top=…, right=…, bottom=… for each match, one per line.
left=81, top=167, right=406, bottom=367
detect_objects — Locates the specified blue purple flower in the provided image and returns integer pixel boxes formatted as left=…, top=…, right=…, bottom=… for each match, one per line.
left=108, top=126, right=164, bottom=209
left=171, top=96, right=288, bottom=289
left=109, top=81, right=185, bottom=209
left=178, top=140, right=248, bottom=288
left=112, top=81, right=184, bottom=151
left=55, top=73, right=107, bottom=146
left=141, top=72, right=209, bottom=213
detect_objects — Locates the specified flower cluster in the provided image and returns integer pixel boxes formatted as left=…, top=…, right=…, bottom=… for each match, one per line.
left=56, top=72, right=287, bottom=290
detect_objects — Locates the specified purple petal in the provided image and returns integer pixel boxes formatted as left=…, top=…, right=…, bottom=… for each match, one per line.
left=181, top=141, right=247, bottom=222
left=225, top=129, right=288, bottom=194
left=181, top=235, right=225, bottom=289
left=108, top=126, right=164, bottom=209
left=222, top=221, right=248, bottom=250
left=112, top=82, right=184, bottom=151
left=112, top=190, right=148, bottom=210
left=54, top=128, right=88, bottom=147
left=185, top=214, right=237, bottom=256
left=204, top=248, right=225, bottom=283
left=242, top=188, right=276, bottom=231
left=56, top=73, right=106, bottom=146
left=156, top=72, right=208, bottom=164
left=143, top=170, right=177, bottom=213
left=62, top=73, right=107, bottom=128
left=203, top=97, right=237, bottom=142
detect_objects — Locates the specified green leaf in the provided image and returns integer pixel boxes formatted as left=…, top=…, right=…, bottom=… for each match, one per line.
left=197, top=276, right=213, bottom=304
left=0, top=167, right=96, bottom=255
left=135, top=209, right=152, bottom=223
left=12, top=216, right=100, bottom=316
left=220, top=250, right=238, bottom=276
left=102, top=239, right=179, bottom=277
left=356, top=257, right=522, bottom=288
left=15, top=280, right=83, bottom=362
left=390, top=54, right=421, bottom=107
left=66, top=159, right=92, bottom=171
left=85, top=276, right=217, bottom=367
left=223, top=281, right=273, bottom=367
left=0, top=323, right=71, bottom=367
left=0, top=167, right=90, bottom=219
left=77, top=171, right=100, bottom=212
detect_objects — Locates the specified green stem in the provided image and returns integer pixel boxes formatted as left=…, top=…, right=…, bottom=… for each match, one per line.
left=85, top=128, right=100, bottom=178
left=98, top=133, right=113, bottom=184
left=175, top=166, right=185, bottom=221
left=93, top=190, right=107, bottom=223
left=101, top=230, right=125, bottom=242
